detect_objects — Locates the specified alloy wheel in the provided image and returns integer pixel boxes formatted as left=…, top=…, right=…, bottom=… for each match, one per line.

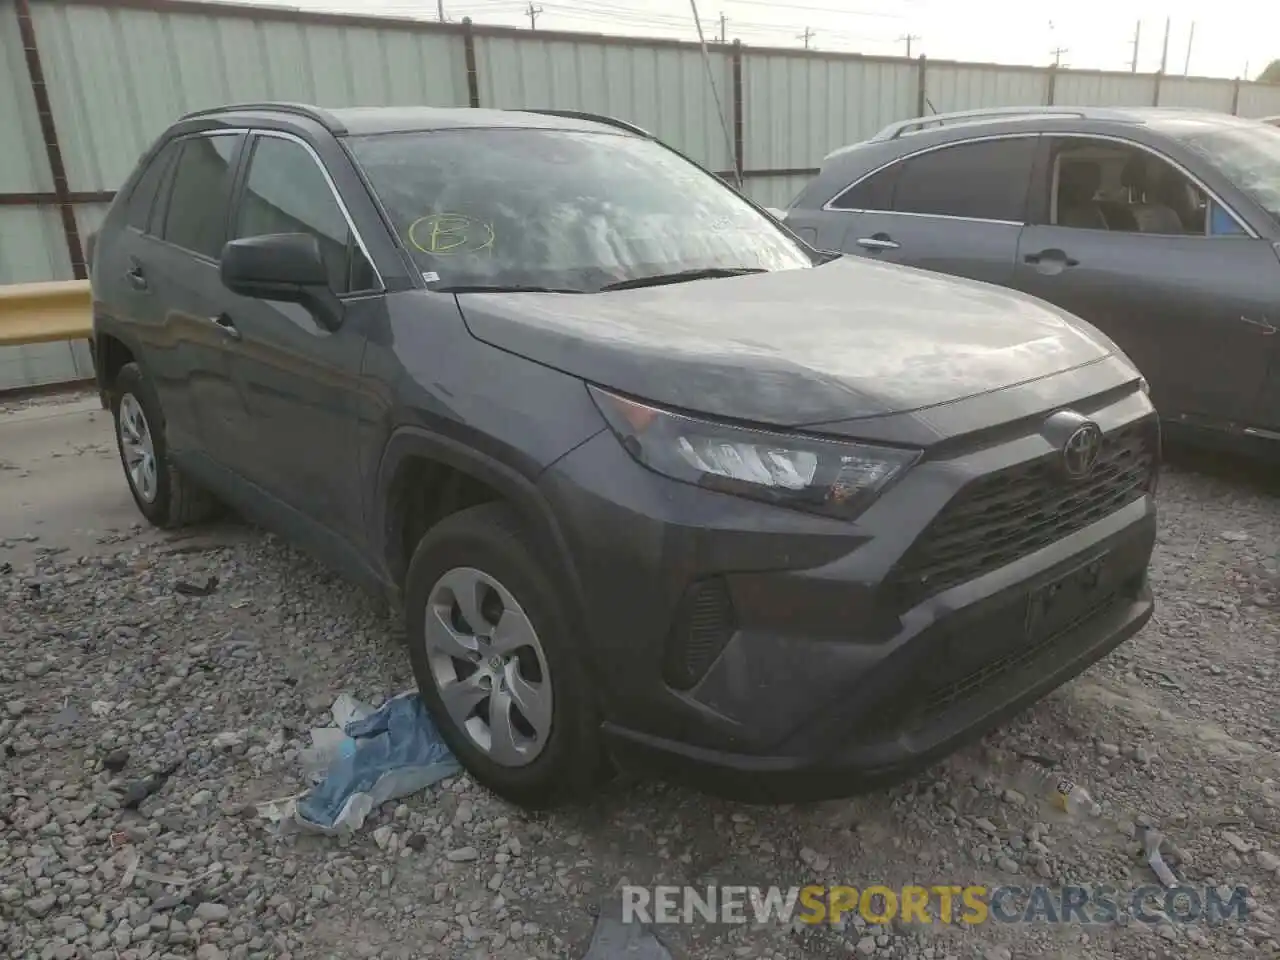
left=118, top=393, right=159, bottom=504
left=423, top=566, right=553, bottom=766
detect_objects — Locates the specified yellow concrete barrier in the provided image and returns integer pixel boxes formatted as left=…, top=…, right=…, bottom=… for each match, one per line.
left=0, top=280, right=92, bottom=347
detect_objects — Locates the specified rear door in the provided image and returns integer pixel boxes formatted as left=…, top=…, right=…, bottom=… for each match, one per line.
left=826, top=135, right=1037, bottom=286
left=130, top=131, right=247, bottom=462
left=1012, top=134, right=1280, bottom=431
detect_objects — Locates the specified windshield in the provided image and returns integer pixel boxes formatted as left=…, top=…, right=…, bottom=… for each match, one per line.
left=347, top=128, right=813, bottom=292
left=1176, top=122, right=1280, bottom=224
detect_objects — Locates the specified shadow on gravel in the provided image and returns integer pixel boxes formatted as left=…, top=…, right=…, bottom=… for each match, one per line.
left=1163, top=440, right=1280, bottom=497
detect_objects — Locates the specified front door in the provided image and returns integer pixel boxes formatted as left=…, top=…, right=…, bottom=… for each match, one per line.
left=1013, top=135, right=1280, bottom=431
left=827, top=135, right=1038, bottom=287
left=219, top=131, right=381, bottom=549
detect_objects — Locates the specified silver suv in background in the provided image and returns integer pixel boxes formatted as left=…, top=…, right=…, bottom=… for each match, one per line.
left=783, top=107, right=1280, bottom=454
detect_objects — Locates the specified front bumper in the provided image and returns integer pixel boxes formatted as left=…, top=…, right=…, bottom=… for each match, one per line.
left=538, top=385, right=1157, bottom=801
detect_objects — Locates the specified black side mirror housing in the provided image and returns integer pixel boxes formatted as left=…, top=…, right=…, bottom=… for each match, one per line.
left=220, top=233, right=341, bottom=328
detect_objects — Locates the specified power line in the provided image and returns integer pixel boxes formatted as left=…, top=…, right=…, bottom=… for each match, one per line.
left=797, top=25, right=815, bottom=49
left=898, top=33, right=920, bottom=57
left=526, top=2, right=543, bottom=28
left=1129, top=20, right=1141, bottom=72
left=1183, top=21, right=1195, bottom=76
left=1051, top=45, right=1068, bottom=67
left=1158, top=16, right=1171, bottom=73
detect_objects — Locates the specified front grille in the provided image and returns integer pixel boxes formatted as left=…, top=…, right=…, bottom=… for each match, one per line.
left=662, top=577, right=736, bottom=690
left=891, top=417, right=1157, bottom=607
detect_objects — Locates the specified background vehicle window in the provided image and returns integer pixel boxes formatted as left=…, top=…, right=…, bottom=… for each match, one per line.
left=1046, top=138, right=1235, bottom=237
left=126, top=141, right=178, bottom=232
left=828, top=163, right=900, bottom=211
left=347, top=128, right=812, bottom=293
left=1177, top=123, right=1280, bottom=225
left=233, top=136, right=373, bottom=295
left=161, top=135, right=238, bottom=258
left=893, top=138, right=1036, bottom=221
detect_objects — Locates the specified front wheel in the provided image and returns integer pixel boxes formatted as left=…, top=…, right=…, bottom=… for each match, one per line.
left=403, top=503, right=604, bottom=808
left=111, top=362, right=220, bottom=528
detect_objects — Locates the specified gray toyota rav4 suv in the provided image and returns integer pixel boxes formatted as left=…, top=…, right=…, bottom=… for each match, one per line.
left=90, top=102, right=1159, bottom=807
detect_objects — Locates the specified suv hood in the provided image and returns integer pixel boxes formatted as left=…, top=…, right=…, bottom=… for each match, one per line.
left=454, top=256, right=1115, bottom=427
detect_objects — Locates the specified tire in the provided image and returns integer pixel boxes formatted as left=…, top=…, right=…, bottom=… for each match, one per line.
left=404, top=502, right=604, bottom=808
left=111, top=362, right=221, bottom=529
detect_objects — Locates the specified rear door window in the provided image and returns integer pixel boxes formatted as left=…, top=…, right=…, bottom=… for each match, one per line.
left=126, top=141, right=179, bottom=232
left=893, top=137, right=1037, bottom=222
left=160, top=134, right=240, bottom=259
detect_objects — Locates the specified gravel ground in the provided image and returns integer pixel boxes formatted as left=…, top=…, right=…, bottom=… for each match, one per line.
left=2, top=404, right=1279, bottom=960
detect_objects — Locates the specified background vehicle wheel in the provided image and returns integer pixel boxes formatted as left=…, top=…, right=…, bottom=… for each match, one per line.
left=111, top=362, right=221, bottom=529
left=404, top=502, right=603, bottom=808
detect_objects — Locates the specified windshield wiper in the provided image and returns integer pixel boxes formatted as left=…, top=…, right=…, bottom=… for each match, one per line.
left=597, top=267, right=768, bottom=292
left=433, top=284, right=586, bottom=294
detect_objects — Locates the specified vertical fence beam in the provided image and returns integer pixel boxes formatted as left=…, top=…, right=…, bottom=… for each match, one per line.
left=13, top=0, right=86, bottom=280
left=1152, top=71, right=1163, bottom=107
left=462, top=17, right=480, bottom=108
left=916, top=55, right=927, bottom=115
left=1045, top=63, right=1057, bottom=106
left=731, top=39, right=744, bottom=186
left=1231, top=76, right=1242, bottom=115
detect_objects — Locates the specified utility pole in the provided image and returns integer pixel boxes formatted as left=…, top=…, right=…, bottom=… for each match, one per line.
left=1051, top=46, right=1068, bottom=67
left=526, top=3, right=542, bottom=29
left=797, top=26, right=815, bottom=50
left=898, top=33, right=921, bottom=58
left=1129, top=20, right=1141, bottom=72
left=1183, top=21, right=1195, bottom=75
left=436, top=0, right=445, bottom=21
left=718, top=12, right=726, bottom=43
left=1159, top=16, right=1171, bottom=73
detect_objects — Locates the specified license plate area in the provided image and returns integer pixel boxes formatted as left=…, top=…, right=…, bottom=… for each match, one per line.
left=1025, top=553, right=1109, bottom=644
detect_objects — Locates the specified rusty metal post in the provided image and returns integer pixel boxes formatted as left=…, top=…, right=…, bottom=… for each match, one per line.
left=462, top=17, right=480, bottom=108
left=731, top=39, right=744, bottom=188
left=916, top=55, right=927, bottom=116
left=14, top=0, right=86, bottom=280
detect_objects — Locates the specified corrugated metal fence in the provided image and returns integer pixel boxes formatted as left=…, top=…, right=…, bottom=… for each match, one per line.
left=4, top=0, right=1280, bottom=390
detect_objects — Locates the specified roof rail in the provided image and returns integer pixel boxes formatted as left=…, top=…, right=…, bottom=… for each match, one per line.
left=179, top=102, right=346, bottom=134
left=870, top=106, right=1116, bottom=141
left=520, top=109, right=652, bottom=138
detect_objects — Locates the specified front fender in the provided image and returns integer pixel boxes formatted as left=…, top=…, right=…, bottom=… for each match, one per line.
left=371, top=425, right=596, bottom=646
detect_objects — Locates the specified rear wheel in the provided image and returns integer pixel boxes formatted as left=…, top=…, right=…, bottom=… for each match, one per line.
left=111, top=362, right=221, bottom=528
left=404, top=503, right=603, bottom=808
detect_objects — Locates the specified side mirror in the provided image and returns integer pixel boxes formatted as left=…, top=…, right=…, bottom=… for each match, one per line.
left=220, top=233, right=340, bottom=328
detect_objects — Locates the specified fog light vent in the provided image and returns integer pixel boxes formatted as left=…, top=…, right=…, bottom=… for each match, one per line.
left=662, top=577, right=736, bottom=691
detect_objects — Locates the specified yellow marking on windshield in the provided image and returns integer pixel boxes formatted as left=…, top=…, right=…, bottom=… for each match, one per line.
left=408, top=213, right=495, bottom=256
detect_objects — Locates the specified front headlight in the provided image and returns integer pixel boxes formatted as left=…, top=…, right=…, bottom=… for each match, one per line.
left=589, top=386, right=919, bottom=521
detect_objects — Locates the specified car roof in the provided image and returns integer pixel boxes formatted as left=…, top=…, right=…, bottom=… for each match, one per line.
left=177, top=101, right=650, bottom=138
left=816, top=105, right=1263, bottom=167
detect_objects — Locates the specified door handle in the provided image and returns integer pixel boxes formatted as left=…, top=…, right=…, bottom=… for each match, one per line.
left=1024, top=249, right=1079, bottom=268
left=209, top=313, right=241, bottom=340
left=125, top=265, right=148, bottom=291
left=856, top=235, right=900, bottom=251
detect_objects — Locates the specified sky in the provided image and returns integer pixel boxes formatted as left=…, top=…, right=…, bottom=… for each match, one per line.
left=250, top=0, right=1279, bottom=81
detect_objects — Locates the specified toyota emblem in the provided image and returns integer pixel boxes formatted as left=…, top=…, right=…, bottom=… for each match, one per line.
left=1061, top=422, right=1102, bottom=479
